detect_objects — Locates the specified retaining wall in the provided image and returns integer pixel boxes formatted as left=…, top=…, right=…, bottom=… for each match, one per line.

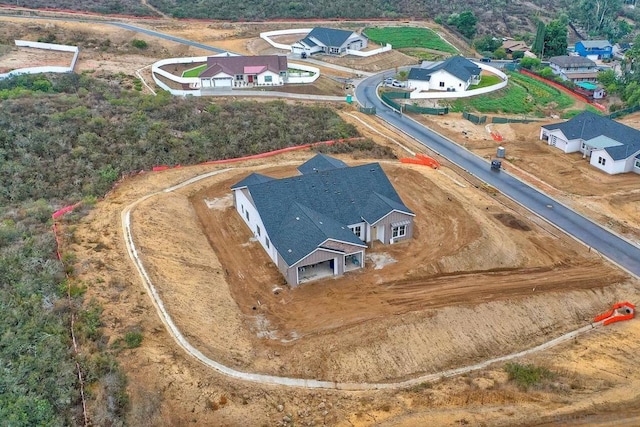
left=346, top=44, right=392, bottom=57
left=0, top=40, right=79, bottom=80
left=409, top=62, right=508, bottom=100
left=260, top=28, right=313, bottom=51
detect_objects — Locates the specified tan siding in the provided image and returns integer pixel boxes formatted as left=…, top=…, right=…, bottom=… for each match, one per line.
left=374, top=211, right=414, bottom=244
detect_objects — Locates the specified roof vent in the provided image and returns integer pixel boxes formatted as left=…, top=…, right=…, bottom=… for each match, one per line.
left=288, top=249, right=292, bottom=253
left=296, top=217, right=300, bottom=220
left=319, top=221, right=323, bottom=224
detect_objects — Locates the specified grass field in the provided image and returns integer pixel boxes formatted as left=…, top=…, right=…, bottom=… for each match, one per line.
left=182, top=64, right=207, bottom=77
left=363, top=27, right=458, bottom=54
left=470, top=75, right=502, bottom=89
left=448, top=72, right=575, bottom=114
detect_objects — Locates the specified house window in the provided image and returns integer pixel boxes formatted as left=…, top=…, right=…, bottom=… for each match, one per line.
left=598, top=156, right=606, bottom=166
left=581, top=142, right=586, bottom=150
left=439, top=81, right=445, bottom=87
left=246, top=210, right=250, bottom=221
left=264, top=75, right=272, bottom=83
left=351, top=225, right=362, bottom=238
left=235, top=75, right=243, bottom=81
left=392, top=225, right=407, bottom=239
left=635, top=159, right=640, bottom=169
left=265, top=237, right=270, bottom=249
left=241, top=204, right=244, bottom=213
left=256, top=225, right=261, bottom=236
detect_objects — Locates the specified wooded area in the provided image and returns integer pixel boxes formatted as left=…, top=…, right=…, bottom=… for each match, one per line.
left=0, top=72, right=362, bottom=425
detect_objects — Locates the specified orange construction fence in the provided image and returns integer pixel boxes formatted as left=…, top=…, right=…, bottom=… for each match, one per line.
left=400, top=153, right=440, bottom=169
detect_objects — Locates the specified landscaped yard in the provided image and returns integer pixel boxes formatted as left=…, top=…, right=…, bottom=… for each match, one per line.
left=182, top=64, right=207, bottom=77
left=447, top=71, right=575, bottom=115
left=363, top=26, right=458, bottom=54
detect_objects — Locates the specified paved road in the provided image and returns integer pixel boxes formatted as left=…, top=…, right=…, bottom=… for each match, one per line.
left=110, top=22, right=230, bottom=54
left=355, top=73, right=640, bottom=278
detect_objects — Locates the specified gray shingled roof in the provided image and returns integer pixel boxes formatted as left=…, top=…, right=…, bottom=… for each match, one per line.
left=235, top=160, right=413, bottom=265
left=543, top=111, right=640, bottom=161
left=604, top=143, right=640, bottom=161
left=199, top=55, right=287, bottom=78
left=408, top=67, right=432, bottom=81
left=300, top=37, right=317, bottom=47
left=297, top=153, right=348, bottom=174
left=578, top=40, right=612, bottom=49
left=413, top=56, right=481, bottom=82
left=230, top=173, right=273, bottom=189
left=549, top=55, right=596, bottom=68
left=307, top=27, right=358, bottom=48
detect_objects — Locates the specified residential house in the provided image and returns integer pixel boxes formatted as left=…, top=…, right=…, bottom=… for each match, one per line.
left=231, top=154, right=415, bottom=286
left=539, top=111, right=640, bottom=175
left=407, top=56, right=481, bottom=92
left=291, top=27, right=368, bottom=56
left=198, top=55, right=288, bottom=88
left=575, top=40, right=613, bottom=60
left=574, top=81, right=606, bottom=99
left=501, top=40, right=529, bottom=56
left=549, top=56, right=599, bottom=83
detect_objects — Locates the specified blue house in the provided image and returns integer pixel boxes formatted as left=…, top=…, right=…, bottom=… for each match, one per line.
left=575, top=40, right=613, bottom=60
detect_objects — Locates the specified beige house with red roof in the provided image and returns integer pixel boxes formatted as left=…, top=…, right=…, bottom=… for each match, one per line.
left=198, top=55, right=288, bottom=88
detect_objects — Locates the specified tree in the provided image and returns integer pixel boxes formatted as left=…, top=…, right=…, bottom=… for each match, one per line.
left=493, top=47, right=508, bottom=60
left=474, top=35, right=501, bottom=52
left=448, top=11, right=477, bottom=39
left=512, top=50, right=525, bottom=60
left=544, top=19, right=568, bottom=57
left=598, top=69, right=619, bottom=94
left=572, top=0, right=622, bottom=34
left=520, top=57, right=542, bottom=70
left=532, top=21, right=546, bottom=56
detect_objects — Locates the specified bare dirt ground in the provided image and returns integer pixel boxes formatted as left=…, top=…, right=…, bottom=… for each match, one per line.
left=413, top=112, right=640, bottom=245
left=63, top=108, right=640, bottom=426
left=4, top=11, right=640, bottom=426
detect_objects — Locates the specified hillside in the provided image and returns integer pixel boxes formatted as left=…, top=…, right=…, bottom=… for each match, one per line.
left=0, top=0, right=573, bottom=36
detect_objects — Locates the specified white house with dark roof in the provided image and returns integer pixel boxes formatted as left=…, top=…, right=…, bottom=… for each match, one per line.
left=407, top=56, right=481, bottom=92
left=291, top=27, right=368, bottom=56
left=549, top=56, right=598, bottom=83
left=540, top=111, right=640, bottom=175
left=198, top=55, right=288, bottom=88
left=231, top=154, right=414, bottom=286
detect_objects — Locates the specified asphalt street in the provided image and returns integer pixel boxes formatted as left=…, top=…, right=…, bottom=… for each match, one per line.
left=356, top=73, right=640, bottom=277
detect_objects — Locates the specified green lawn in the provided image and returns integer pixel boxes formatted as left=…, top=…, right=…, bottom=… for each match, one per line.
left=363, top=27, right=458, bottom=53
left=470, top=75, right=502, bottom=89
left=182, top=64, right=207, bottom=77
left=448, top=71, right=575, bottom=114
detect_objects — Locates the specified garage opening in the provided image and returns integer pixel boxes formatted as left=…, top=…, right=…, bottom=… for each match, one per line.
left=298, top=259, right=335, bottom=284
left=344, top=252, right=362, bottom=272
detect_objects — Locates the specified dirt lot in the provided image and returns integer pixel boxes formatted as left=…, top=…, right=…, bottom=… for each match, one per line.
left=4, top=11, right=640, bottom=426
left=412, top=113, right=640, bottom=244
left=64, top=108, right=640, bottom=425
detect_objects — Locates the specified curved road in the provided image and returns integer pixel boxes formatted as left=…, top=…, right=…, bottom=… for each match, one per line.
left=356, top=75, right=640, bottom=277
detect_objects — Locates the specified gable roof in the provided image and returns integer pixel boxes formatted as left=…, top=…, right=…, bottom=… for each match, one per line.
left=298, top=153, right=348, bottom=174
left=413, top=56, right=481, bottom=82
left=543, top=111, right=640, bottom=161
left=200, top=55, right=287, bottom=78
left=234, top=160, right=413, bottom=265
left=577, top=40, right=612, bottom=49
left=502, top=40, right=529, bottom=51
left=408, top=67, right=432, bottom=81
left=231, top=172, right=273, bottom=190
left=306, top=27, right=359, bottom=48
left=549, top=55, right=596, bottom=68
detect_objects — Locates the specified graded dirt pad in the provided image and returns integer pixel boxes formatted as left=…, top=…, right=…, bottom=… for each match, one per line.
left=413, top=112, right=640, bottom=244
left=66, top=110, right=640, bottom=426
left=123, top=155, right=633, bottom=386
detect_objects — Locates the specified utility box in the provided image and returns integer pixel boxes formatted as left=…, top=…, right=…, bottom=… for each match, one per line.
left=497, top=146, right=505, bottom=158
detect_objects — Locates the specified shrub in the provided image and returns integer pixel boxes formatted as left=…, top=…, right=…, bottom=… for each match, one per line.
left=505, top=362, right=555, bottom=389
left=131, top=39, right=148, bottom=49
left=124, top=331, right=143, bottom=348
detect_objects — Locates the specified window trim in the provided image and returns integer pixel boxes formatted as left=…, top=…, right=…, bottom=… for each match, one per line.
left=392, top=224, right=407, bottom=239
